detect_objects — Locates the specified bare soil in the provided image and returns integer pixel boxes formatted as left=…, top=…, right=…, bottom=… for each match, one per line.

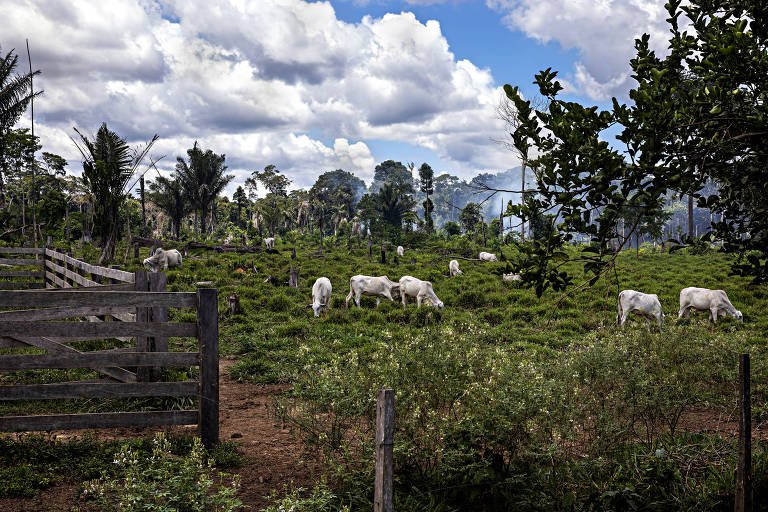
left=0, top=359, right=321, bottom=512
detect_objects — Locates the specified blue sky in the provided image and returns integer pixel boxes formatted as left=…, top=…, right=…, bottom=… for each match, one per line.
left=2, top=0, right=670, bottom=195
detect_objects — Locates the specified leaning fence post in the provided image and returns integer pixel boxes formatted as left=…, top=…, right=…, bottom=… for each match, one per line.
left=374, top=388, right=394, bottom=512
left=736, top=353, right=752, bottom=512
left=197, top=287, right=219, bottom=448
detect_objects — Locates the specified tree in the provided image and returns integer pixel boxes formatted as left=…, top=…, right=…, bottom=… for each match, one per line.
left=232, top=186, right=248, bottom=227
left=0, top=47, right=41, bottom=179
left=459, top=202, right=482, bottom=236
left=148, top=176, right=188, bottom=238
left=418, top=163, right=435, bottom=233
left=444, top=221, right=460, bottom=236
left=251, top=165, right=291, bottom=237
left=72, top=123, right=157, bottom=263
left=369, top=160, right=414, bottom=194
left=175, top=142, right=232, bottom=237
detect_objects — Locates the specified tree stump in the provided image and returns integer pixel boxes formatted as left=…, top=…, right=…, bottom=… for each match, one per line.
left=289, top=265, right=299, bottom=288
left=380, top=248, right=386, bottom=264
left=229, top=293, right=242, bottom=315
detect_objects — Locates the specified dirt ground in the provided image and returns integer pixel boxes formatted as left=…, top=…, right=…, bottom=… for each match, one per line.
left=0, top=359, right=321, bottom=512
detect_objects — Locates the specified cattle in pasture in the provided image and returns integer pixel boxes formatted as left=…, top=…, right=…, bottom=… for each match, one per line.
left=399, top=276, right=444, bottom=309
left=143, top=248, right=183, bottom=272
left=678, top=287, right=742, bottom=323
left=478, top=251, right=498, bottom=262
left=617, top=290, right=664, bottom=329
left=263, top=237, right=275, bottom=249
left=345, top=275, right=400, bottom=308
left=449, top=260, right=462, bottom=276
left=397, top=246, right=404, bottom=257
left=310, top=277, right=332, bottom=317
left=503, top=273, right=522, bottom=282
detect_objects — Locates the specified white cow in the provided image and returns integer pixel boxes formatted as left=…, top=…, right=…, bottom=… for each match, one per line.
left=263, top=237, right=275, bottom=249
left=143, top=248, right=183, bottom=272
left=478, top=251, right=498, bottom=262
left=310, top=277, right=332, bottom=317
left=617, top=289, right=665, bottom=329
left=503, top=273, right=522, bottom=282
left=449, top=260, right=462, bottom=276
left=678, top=287, right=743, bottom=323
left=346, top=275, right=400, bottom=308
left=396, top=246, right=404, bottom=257
left=399, top=276, right=444, bottom=309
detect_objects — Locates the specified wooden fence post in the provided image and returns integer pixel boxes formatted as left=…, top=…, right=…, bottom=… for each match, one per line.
left=374, top=388, right=394, bottom=512
left=41, top=247, right=48, bottom=289
left=150, top=272, right=168, bottom=381
left=197, top=288, right=219, bottom=448
left=65, top=252, right=74, bottom=288
left=736, top=353, right=752, bottom=512
left=134, top=271, right=151, bottom=382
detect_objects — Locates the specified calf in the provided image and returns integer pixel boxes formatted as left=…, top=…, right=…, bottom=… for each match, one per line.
left=263, top=237, right=275, bottom=249
left=143, top=248, right=183, bottom=272
left=478, top=251, right=497, bottom=262
left=449, top=259, right=462, bottom=276
left=310, top=277, right=332, bottom=317
left=678, top=287, right=743, bottom=323
left=346, top=275, right=400, bottom=308
left=617, top=290, right=664, bottom=329
left=399, top=276, right=444, bottom=309
left=396, top=246, right=404, bottom=257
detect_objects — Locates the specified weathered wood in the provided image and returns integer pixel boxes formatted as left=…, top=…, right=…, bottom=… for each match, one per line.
left=8, top=335, right=137, bottom=383
left=45, top=259, right=101, bottom=287
left=0, top=247, right=44, bottom=254
left=736, top=353, right=752, bottom=512
left=0, top=271, right=43, bottom=277
left=0, top=290, right=197, bottom=308
left=0, top=351, right=199, bottom=370
left=45, top=249, right=135, bottom=283
left=0, top=321, right=197, bottom=339
left=0, top=282, right=45, bottom=289
left=0, top=410, right=199, bottom=432
left=42, top=282, right=135, bottom=292
left=0, top=305, right=136, bottom=322
left=45, top=271, right=69, bottom=289
left=0, top=336, right=27, bottom=348
left=374, top=388, right=394, bottom=512
left=197, top=288, right=219, bottom=448
left=289, top=265, right=298, bottom=288
left=150, top=272, right=168, bottom=381
left=0, top=258, right=43, bottom=266
left=135, top=271, right=151, bottom=382
left=1, top=381, right=198, bottom=400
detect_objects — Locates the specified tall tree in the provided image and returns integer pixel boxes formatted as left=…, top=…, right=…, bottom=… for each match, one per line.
left=459, top=202, right=483, bottom=236
left=251, top=165, right=291, bottom=236
left=175, top=142, right=232, bottom=237
left=418, top=163, right=435, bottom=233
left=72, top=123, right=157, bottom=263
left=370, top=160, right=414, bottom=194
left=232, top=185, right=248, bottom=226
left=148, top=176, right=188, bottom=238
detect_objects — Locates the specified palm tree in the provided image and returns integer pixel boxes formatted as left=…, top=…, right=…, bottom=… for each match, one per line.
left=174, top=142, right=232, bottom=236
left=377, top=183, right=416, bottom=230
left=148, top=176, right=188, bottom=238
left=72, top=123, right=157, bottom=263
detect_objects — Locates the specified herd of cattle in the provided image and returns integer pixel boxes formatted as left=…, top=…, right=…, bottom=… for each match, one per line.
left=143, top=244, right=744, bottom=327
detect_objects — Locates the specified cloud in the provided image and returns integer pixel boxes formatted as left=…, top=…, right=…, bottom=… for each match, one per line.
left=487, top=0, right=670, bottom=100
left=2, top=0, right=517, bottom=194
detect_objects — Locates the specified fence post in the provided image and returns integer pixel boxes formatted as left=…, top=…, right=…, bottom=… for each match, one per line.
left=149, top=272, right=168, bottom=381
left=41, top=246, right=48, bottom=289
left=197, top=288, right=219, bottom=448
left=289, top=265, right=298, bottom=288
left=736, top=353, right=752, bottom=512
left=374, top=388, right=394, bottom=512
left=134, top=271, right=151, bottom=382
left=65, top=252, right=74, bottom=287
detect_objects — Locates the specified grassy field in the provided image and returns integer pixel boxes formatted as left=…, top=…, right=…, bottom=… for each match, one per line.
left=2, top=237, right=768, bottom=510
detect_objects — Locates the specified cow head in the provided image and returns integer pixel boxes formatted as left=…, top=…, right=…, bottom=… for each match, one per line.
left=734, top=310, right=744, bottom=322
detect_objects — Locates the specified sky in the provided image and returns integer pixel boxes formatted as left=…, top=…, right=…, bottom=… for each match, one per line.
left=1, top=0, right=672, bottom=197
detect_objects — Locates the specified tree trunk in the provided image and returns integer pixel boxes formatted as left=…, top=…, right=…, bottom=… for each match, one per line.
left=140, top=175, right=146, bottom=236
left=521, top=163, right=526, bottom=240
left=499, top=199, right=504, bottom=243
left=687, top=194, right=694, bottom=239
left=65, top=205, right=70, bottom=247
left=200, top=205, right=208, bottom=236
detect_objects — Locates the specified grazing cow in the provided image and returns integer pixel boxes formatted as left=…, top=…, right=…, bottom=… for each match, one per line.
left=478, top=251, right=498, bottom=262
left=263, top=237, right=275, bottom=249
left=449, top=260, right=462, bottom=276
left=310, top=277, right=332, bottom=317
left=503, top=273, right=522, bottom=282
left=397, top=246, right=404, bottom=257
left=143, top=248, right=183, bottom=272
left=617, top=289, right=664, bottom=329
left=678, top=287, right=743, bottom=323
left=399, top=276, right=444, bottom=309
left=346, top=275, right=400, bottom=308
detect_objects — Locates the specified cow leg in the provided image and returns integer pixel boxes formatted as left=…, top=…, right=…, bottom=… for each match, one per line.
left=710, top=308, right=718, bottom=323
left=417, top=295, right=423, bottom=308
left=402, top=295, right=407, bottom=307
left=346, top=289, right=353, bottom=308
left=620, top=311, right=629, bottom=328
left=376, top=298, right=381, bottom=307
left=355, top=293, right=362, bottom=308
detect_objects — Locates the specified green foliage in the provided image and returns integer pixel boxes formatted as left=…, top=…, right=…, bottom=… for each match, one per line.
left=83, top=433, right=242, bottom=512
left=262, top=483, right=349, bottom=512
left=149, top=176, right=189, bottom=238
left=443, top=221, right=460, bottom=236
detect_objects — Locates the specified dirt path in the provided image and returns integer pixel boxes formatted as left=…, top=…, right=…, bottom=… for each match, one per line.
left=0, top=359, right=319, bottom=512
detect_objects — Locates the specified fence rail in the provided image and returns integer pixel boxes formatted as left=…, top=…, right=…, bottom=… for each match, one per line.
left=0, top=247, right=45, bottom=289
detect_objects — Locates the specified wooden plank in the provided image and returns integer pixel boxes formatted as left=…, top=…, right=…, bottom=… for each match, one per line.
left=0, top=271, right=44, bottom=278
left=735, top=353, right=752, bottom=512
left=0, top=282, right=44, bottom=289
left=0, top=381, right=198, bottom=400
left=0, top=336, right=27, bottom=348
left=45, top=249, right=135, bottom=283
left=0, top=410, right=199, bottom=432
left=0, top=258, right=43, bottom=266
left=374, top=388, right=394, bottom=512
left=150, top=272, right=168, bottom=381
left=135, top=271, right=151, bottom=382
left=45, top=259, right=101, bottom=288
left=197, top=288, right=219, bottom=448
left=0, top=305, right=136, bottom=322
left=0, top=247, right=44, bottom=254
left=0, top=321, right=197, bottom=338
left=10, top=335, right=137, bottom=383
left=0, top=291, right=197, bottom=308
left=41, top=283, right=136, bottom=292
left=0, top=351, right=199, bottom=370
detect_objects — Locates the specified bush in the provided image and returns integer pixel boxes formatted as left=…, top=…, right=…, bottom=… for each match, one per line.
left=83, top=433, right=242, bottom=512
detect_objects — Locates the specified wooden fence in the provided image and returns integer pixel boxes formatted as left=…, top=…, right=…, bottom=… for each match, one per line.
left=0, top=247, right=45, bottom=289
